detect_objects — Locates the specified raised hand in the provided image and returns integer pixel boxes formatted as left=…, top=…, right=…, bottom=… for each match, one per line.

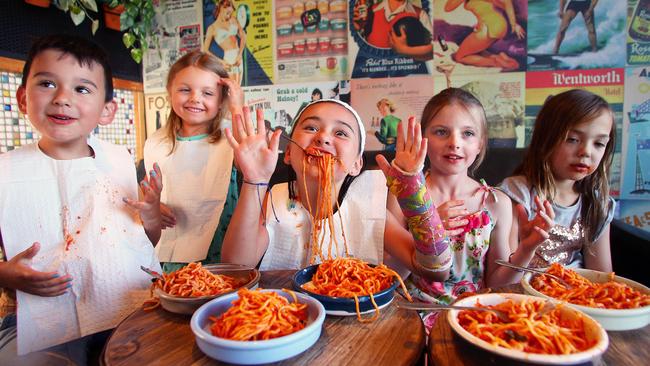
left=437, top=200, right=470, bottom=236
left=376, top=117, right=427, bottom=176
left=160, top=202, right=176, bottom=229
left=124, top=162, right=163, bottom=224
left=225, top=106, right=281, bottom=183
left=0, top=243, right=72, bottom=297
left=517, top=196, right=555, bottom=251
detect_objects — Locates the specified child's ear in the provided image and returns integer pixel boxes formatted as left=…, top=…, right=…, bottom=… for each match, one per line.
left=99, top=100, right=118, bottom=126
left=16, top=86, right=27, bottom=114
left=283, top=145, right=292, bottom=164
left=347, top=155, right=363, bottom=177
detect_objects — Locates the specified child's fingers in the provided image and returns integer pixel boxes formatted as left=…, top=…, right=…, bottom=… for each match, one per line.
left=445, top=218, right=469, bottom=229
left=234, top=113, right=247, bottom=141
left=446, top=207, right=469, bottom=219
left=415, top=138, right=427, bottom=167
left=405, top=117, right=415, bottom=152
left=395, top=121, right=405, bottom=152
left=543, top=200, right=555, bottom=220
left=532, top=225, right=550, bottom=239
left=446, top=228, right=465, bottom=237
left=375, top=154, right=391, bottom=177
left=122, top=197, right=144, bottom=211
left=255, top=108, right=265, bottom=137
left=224, top=128, right=240, bottom=149
left=269, top=129, right=281, bottom=154
left=515, top=203, right=529, bottom=224
left=537, top=210, right=554, bottom=228
left=242, top=105, right=255, bottom=136
left=440, top=200, right=465, bottom=210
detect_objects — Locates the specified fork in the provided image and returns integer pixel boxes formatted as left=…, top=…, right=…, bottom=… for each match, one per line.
left=494, top=259, right=573, bottom=289
left=395, top=300, right=510, bottom=322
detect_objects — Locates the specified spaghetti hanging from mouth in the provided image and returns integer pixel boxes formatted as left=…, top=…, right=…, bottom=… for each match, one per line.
left=301, top=148, right=350, bottom=264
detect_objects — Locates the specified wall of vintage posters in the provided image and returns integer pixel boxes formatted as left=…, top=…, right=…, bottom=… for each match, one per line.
left=140, top=0, right=650, bottom=232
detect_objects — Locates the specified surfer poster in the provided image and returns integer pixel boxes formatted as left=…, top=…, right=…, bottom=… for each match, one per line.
left=527, top=0, right=625, bottom=71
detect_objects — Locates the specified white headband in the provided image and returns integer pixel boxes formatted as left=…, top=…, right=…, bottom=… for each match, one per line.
left=291, top=99, right=366, bottom=155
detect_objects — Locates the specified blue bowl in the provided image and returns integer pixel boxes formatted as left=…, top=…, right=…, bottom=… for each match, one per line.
left=191, top=289, right=325, bottom=365
left=292, top=264, right=399, bottom=316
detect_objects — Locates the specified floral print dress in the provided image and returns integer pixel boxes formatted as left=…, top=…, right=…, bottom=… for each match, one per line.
left=406, top=184, right=495, bottom=331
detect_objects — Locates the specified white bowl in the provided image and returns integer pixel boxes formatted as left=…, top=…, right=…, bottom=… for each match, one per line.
left=521, top=268, right=650, bottom=331
left=156, top=263, right=260, bottom=315
left=448, top=293, right=608, bottom=365
left=190, top=289, right=326, bottom=365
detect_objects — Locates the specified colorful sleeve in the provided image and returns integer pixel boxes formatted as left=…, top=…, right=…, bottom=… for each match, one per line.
left=385, top=164, right=448, bottom=256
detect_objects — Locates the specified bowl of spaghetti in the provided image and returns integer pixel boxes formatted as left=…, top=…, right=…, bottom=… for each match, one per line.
left=448, top=293, right=608, bottom=364
left=292, top=257, right=408, bottom=321
left=521, top=264, right=650, bottom=330
left=151, top=262, right=260, bottom=315
left=190, top=288, right=325, bottom=365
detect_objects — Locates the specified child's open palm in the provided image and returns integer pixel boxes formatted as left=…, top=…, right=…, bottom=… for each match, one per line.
left=376, top=117, right=428, bottom=175
left=124, top=162, right=163, bottom=224
left=225, top=107, right=281, bottom=183
left=517, top=196, right=555, bottom=252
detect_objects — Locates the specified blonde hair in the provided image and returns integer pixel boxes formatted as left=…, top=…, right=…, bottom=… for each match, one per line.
left=420, top=88, right=488, bottom=175
left=515, top=89, right=615, bottom=242
left=165, top=51, right=229, bottom=154
left=377, top=98, right=396, bottom=113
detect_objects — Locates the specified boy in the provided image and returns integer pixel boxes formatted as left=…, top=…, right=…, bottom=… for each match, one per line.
left=0, top=35, right=162, bottom=364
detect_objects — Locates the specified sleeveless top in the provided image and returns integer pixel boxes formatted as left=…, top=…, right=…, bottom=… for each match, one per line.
left=499, top=176, right=615, bottom=269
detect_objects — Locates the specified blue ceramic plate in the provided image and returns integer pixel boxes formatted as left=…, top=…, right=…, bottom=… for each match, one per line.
left=191, top=289, right=325, bottom=365
left=292, top=264, right=399, bottom=316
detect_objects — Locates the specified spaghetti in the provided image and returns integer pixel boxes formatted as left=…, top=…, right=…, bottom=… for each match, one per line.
left=210, top=288, right=308, bottom=341
left=299, top=150, right=410, bottom=321
left=143, top=262, right=241, bottom=310
left=531, top=263, right=650, bottom=309
left=458, top=299, right=596, bottom=355
left=302, top=257, right=412, bottom=322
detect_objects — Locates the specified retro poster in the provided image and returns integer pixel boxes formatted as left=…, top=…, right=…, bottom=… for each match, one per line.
left=203, top=0, right=274, bottom=86
left=618, top=199, right=650, bottom=232
left=143, top=0, right=203, bottom=93
left=350, top=76, right=433, bottom=151
left=432, top=0, right=527, bottom=78
left=627, top=0, right=650, bottom=64
left=525, top=68, right=625, bottom=197
left=527, top=0, right=625, bottom=71
left=274, top=0, right=349, bottom=83
left=241, top=85, right=276, bottom=133
left=273, top=81, right=350, bottom=145
left=433, top=72, right=526, bottom=148
left=349, top=0, right=434, bottom=78
left=621, top=66, right=650, bottom=200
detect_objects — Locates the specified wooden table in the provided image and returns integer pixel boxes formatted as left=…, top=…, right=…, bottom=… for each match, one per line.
left=428, top=285, right=650, bottom=366
left=102, top=270, right=425, bottom=365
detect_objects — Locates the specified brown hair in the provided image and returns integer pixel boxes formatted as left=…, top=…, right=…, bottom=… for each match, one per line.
left=214, top=0, right=235, bottom=19
left=515, top=89, right=615, bottom=242
left=165, top=51, right=229, bottom=154
left=420, top=87, right=488, bottom=175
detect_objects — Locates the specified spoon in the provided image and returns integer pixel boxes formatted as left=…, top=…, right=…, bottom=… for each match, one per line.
left=396, top=300, right=510, bottom=322
left=140, top=265, right=164, bottom=282
left=494, top=259, right=572, bottom=289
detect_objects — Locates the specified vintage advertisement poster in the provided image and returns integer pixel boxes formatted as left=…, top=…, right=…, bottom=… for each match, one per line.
left=627, top=0, right=650, bottom=65
left=349, top=0, right=433, bottom=78
left=143, top=92, right=171, bottom=138
left=621, top=66, right=650, bottom=200
left=527, top=0, right=625, bottom=71
left=203, top=0, right=274, bottom=86
left=350, top=76, right=433, bottom=151
left=432, top=0, right=527, bottom=77
left=273, top=81, right=350, bottom=147
left=525, top=68, right=624, bottom=197
left=242, top=85, right=276, bottom=133
left=143, top=0, right=203, bottom=94
left=274, top=0, right=349, bottom=83
left=433, top=72, right=525, bottom=148
left=618, top=200, right=650, bottom=232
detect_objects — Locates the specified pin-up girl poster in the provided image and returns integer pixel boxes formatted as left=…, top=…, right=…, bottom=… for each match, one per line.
left=433, top=0, right=527, bottom=77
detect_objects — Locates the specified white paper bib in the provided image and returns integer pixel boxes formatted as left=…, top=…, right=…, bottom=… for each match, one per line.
left=0, top=136, right=160, bottom=355
left=260, top=170, right=387, bottom=270
left=144, top=129, right=233, bottom=262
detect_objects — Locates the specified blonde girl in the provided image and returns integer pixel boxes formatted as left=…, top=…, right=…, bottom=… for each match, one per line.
left=501, top=89, right=616, bottom=271
left=144, top=50, right=242, bottom=272
left=383, top=88, right=540, bottom=331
